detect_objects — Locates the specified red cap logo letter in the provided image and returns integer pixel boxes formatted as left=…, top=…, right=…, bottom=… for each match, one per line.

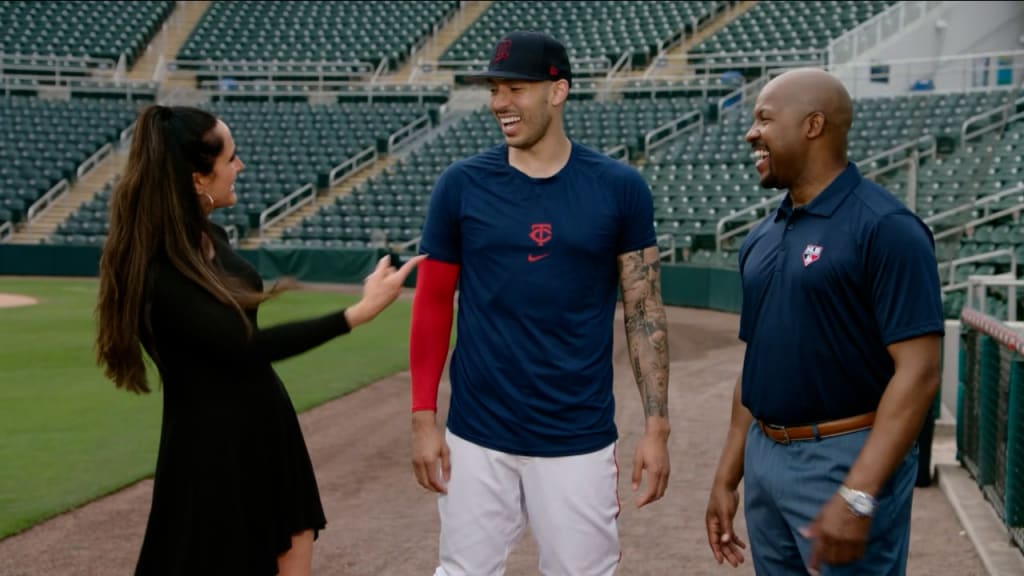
left=493, top=39, right=512, bottom=64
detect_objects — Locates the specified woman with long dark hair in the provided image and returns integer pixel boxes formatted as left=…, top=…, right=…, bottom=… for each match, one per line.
left=96, top=105, right=422, bottom=575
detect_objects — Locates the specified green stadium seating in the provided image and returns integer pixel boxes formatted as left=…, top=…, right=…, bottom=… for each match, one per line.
left=442, top=1, right=723, bottom=72
left=48, top=100, right=440, bottom=243
left=0, top=1, right=174, bottom=67
left=178, top=1, right=457, bottom=71
left=281, top=95, right=714, bottom=247
left=692, top=1, right=895, bottom=66
left=0, top=96, right=138, bottom=228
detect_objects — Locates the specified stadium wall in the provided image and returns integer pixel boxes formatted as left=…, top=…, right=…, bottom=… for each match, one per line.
left=833, top=1, right=1024, bottom=97
left=0, top=244, right=745, bottom=312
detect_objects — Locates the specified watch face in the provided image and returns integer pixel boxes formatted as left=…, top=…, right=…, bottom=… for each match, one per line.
left=841, top=486, right=876, bottom=517
left=851, top=494, right=873, bottom=515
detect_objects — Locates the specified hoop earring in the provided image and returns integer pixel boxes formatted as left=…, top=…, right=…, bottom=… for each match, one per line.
left=199, top=192, right=215, bottom=211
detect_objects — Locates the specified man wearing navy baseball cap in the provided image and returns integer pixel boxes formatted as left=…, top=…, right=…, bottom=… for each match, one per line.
left=466, top=30, right=573, bottom=86
left=411, top=28, right=671, bottom=576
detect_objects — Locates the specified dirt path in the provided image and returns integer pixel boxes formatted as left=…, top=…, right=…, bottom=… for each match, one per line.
left=0, top=307, right=985, bottom=575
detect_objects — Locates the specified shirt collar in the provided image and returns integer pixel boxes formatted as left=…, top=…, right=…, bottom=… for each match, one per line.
left=774, top=162, right=861, bottom=221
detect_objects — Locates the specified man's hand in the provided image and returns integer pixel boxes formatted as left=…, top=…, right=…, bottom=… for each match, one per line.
left=411, top=411, right=450, bottom=493
left=705, top=482, right=747, bottom=567
left=632, top=419, right=670, bottom=507
left=801, top=492, right=872, bottom=573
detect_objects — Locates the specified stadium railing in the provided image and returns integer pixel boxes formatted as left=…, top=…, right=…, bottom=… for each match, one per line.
left=828, top=1, right=943, bottom=67
left=958, top=283, right=1024, bottom=551
left=828, top=49, right=1024, bottom=98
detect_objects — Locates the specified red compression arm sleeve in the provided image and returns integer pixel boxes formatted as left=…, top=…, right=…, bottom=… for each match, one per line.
left=410, top=258, right=460, bottom=412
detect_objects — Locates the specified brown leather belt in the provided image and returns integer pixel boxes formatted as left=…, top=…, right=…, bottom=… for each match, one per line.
left=758, top=412, right=875, bottom=445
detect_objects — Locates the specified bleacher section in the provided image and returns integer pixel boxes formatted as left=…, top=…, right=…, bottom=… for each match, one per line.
left=177, top=1, right=457, bottom=71
left=0, top=1, right=174, bottom=67
left=44, top=100, right=441, bottom=244
left=442, top=1, right=727, bottom=73
left=935, top=119, right=1024, bottom=319
left=691, top=0, right=895, bottom=68
left=0, top=96, right=138, bottom=230
left=49, top=180, right=117, bottom=247
left=279, top=95, right=716, bottom=247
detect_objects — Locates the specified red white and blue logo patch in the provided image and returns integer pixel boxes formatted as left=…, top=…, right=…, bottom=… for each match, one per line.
left=802, top=244, right=823, bottom=267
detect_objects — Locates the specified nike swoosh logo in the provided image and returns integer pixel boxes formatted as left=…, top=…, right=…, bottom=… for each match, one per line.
left=527, top=253, right=549, bottom=263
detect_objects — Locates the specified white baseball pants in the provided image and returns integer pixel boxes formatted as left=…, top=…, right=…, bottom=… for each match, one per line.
left=433, top=429, right=620, bottom=576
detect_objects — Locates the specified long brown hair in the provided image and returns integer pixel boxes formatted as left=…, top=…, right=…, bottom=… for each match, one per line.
left=96, top=105, right=272, bottom=393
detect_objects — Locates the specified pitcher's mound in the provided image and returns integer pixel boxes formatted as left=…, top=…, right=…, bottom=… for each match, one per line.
left=0, top=293, right=37, bottom=308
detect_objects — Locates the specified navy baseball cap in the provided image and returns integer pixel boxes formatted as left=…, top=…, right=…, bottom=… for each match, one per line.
left=467, top=31, right=572, bottom=86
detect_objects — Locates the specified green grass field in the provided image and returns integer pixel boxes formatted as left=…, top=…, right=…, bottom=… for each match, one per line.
left=0, top=277, right=414, bottom=539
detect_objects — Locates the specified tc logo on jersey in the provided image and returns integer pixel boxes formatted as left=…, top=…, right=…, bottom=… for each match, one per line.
left=529, top=223, right=552, bottom=247
left=528, top=223, right=552, bottom=263
left=802, top=244, right=823, bottom=267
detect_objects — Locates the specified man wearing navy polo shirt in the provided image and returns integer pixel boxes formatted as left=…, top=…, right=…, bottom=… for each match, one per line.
left=704, top=68, right=944, bottom=574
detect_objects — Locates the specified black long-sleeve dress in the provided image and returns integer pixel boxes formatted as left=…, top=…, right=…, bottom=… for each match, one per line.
left=134, top=225, right=349, bottom=575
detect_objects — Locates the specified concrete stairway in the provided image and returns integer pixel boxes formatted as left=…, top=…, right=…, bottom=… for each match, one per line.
left=391, top=0, right=493, bottom=83
left=9, top=149, right=127, bottom=245
left=239, top=156, right=397, bottom=249
left=644, top=0, right=758, bottom=78
left=127, top=1, right=211, bottom=94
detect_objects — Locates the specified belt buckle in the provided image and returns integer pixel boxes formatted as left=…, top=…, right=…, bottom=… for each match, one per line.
left=766, top=423, right=791, bottom=445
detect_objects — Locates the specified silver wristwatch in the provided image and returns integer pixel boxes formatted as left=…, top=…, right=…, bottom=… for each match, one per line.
left=838, top=485, right=877, bottom=518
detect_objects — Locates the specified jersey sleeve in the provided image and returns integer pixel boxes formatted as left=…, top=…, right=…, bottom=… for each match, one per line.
left=867, top=212, right=946, bottom=345
left=418, top=164, right=462, bottom=264
left=617, top=168, right=657, bottom=254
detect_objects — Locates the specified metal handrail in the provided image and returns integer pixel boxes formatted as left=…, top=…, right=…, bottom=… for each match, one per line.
left=607, top=51, right=632, bottom=79
left=605, top=145, right=628, bottom=162
left=396, top=235, right=421, bottom=252
left=388, top=115, right=431, bottom=153
left=259, top=183, right=316, bottom=235
left=965, top=275, right=1024, bottom=322
left=644, top=110, right=704, bottom=156
left=0, top=53, right=118, bottom=75
left=935, top=202, right=1024, bottom=245
left=329, top=146, right=378, bottom=189
left=657, top=233, right=676, bottom=263
left=717, top=74, right=770, bottom=117
left=26, top=179, right=70, bottom=222
left=925, top=184, right=1024, bottom=237
left=943, top=249, right=1017, bottom=291
left=715, top=192, right=786, bottom=252
left=432, top=56, right=613, bottom=77
left=76, top=143, right=113, bottom=179
left=371, top=58, right=388, bottom=84
left=826, top=1, right=935, bottom=67
left=119, top=121, right=136, bottom=148
left=859, top=134, right=936, bottom=170
left=166, top=57, right=374, bottom=74
left=961, top=96, right=1024, bottom=143
left=865, top=153, right=920, bottom=211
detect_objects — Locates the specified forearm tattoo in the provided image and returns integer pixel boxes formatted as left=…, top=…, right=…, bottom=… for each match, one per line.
left=619, top=247, right=670, bottom=418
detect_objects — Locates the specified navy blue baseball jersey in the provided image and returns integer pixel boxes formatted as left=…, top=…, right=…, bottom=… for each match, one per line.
left=737, top=163, right=945, bottom=425
left=419, top=142, right=656, bottom=457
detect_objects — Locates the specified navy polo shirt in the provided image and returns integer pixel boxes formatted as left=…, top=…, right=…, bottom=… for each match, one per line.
left=738, top=163, right=944, bottom=425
